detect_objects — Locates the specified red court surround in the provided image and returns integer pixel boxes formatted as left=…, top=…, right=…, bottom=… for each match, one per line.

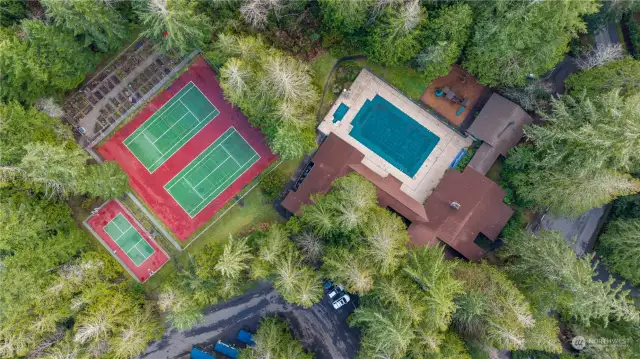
left=98, top=57, right=277, bottom=240
left=87, top=200, right=169, bottom=282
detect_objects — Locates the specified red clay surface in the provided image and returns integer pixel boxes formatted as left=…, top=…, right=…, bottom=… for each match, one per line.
left=98, top=56, right=278, bottom=240
left=87, top=200, right=169, bottom=282
left=421, top=65, right=488, bottom=127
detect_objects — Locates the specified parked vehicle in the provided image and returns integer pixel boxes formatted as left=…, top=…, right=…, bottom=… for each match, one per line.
left=332, top=294, right=351, bottom=309
left=214, top=340, right=238, bottom=359
left=327, top=284, right=344, bottom=299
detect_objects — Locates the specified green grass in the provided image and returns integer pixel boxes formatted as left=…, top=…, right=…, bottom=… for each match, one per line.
left=311, top=52, right=339, bottom=119
left=355, top=59, right=426, bottom=100
left=311, top=52, right=337, bottom=91
left=310, top=53, right=427, bottom=120
left=141, top=158, right=300, bottom=291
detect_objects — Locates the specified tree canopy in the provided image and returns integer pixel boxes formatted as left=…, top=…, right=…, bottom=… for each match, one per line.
left=566, top=57, right=640, bottom=97
left=504, top=90, right=640, bottom=215
left=137, top=0, right=211, bottom=55
left=499, top=230, right=640, bottom=327
left=598, top=218, right=640, bottom=285
left=212, top=34, right=319, bottom=159
left=415, top=3, right=473, bottom=83
left=463, top=0, right=599, bottom=87
left=239, top=316, right=313, bottom=359
left=41, top=0, right=129, bottom=52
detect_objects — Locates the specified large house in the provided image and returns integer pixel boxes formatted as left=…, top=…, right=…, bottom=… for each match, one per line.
left=283, top=70, right=531, bottom=261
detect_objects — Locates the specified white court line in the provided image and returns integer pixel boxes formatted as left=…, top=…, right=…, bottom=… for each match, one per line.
left=152, top=111, right=191, bottom=144
left=125, top=83, right=221, bottom=172
left=164, top=128, right=236, bottom=190
left=180, top=98, right=199, bottom=123
left=188, top=152, right=260, bottom=217
left=222, top=146, right=240, bottom=166
left=191, top=82, right=218, bottom=117
left=193, top=157, right=232, bottom=188
left=107, top=213, right=126, bottom=233
left=146, top=112, right=223, bottom=170
left=143, top=133, right=163, bottom=154
left=123, top=82, right=195, bottom=145
left=112, top=227, right=134, bottom=244
left=163, top=126, right=261, bottom=218
left=184, top=178, right=204, bottom=199
left=125, top=237, right=154, bottom=264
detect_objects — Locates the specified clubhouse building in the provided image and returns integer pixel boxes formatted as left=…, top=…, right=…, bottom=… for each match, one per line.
left=283, top=69, right=531, bottom=261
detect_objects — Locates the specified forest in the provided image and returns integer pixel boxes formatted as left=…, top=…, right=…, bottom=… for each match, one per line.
left=1, top=1, right=639, bottom=359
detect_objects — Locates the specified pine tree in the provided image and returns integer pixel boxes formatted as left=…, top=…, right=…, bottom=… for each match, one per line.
left=598, top=218, right=640, bottom=285
left=464, top=0, right=599, bottom=86
left=137, top=0, right=211, bottom=55
left=41, top=0, right=129, bottom=52
left=498, top=230, right=640, bottom=327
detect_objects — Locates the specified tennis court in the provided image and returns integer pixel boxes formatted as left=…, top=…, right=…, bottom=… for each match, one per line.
left=165, top=127, right=260, bottom=217
left=124, top=82, right=219, bottom=172
left=103, top=213, right=155, bottom=266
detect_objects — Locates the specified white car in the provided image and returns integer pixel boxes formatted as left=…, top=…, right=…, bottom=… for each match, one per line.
left=327, top=285, right=344, bottom=299
left=332, top=294, right=351, bottom=309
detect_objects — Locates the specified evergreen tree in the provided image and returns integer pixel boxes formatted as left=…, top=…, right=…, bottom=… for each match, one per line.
left=22, top=20, right=98, bottom=93
left=0, top=28, right=48, bottom=103
left=319, top=0, right=374, bottom=36
left=0, top=0, right=26, bottom=25
left=215, top=34, right=319, bottom=159
left=505, top=90, right=640, bottom=215
left=452, top=262, right=546, bottom=352
left=79, top=162, right=130, bottom=200
left=366, top=0, right=425, bottom=65
left=137, top=0, right=211, bottom=55
left=598, top=218, right=640, bottom=285
left=498, top=230, right=640, bottom=327
left=566, top=57, right=640, bottom=97
left=464, top=0, right=599, bottom=86
left=415, top=3, right=473, bottom=83
left=239, top=316, right=313, bottom=359
left=41, top=0, right=129, bottom=52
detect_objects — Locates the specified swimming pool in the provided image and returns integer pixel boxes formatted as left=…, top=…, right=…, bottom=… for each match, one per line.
left=349, top=95, right=440, bottom=177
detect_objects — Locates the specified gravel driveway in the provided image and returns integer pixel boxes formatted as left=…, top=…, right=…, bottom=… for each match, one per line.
left=141, top=282, right=361, bottom=359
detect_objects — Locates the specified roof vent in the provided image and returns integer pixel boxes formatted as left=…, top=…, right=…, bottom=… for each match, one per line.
left=450, top=202, right=461, bottom=210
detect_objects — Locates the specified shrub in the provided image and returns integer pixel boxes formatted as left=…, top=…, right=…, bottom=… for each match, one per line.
left=260, top=169, right=289, bottom=200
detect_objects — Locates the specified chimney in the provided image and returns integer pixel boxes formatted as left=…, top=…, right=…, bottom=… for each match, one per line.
left=450, top=201, right=461, bottom=210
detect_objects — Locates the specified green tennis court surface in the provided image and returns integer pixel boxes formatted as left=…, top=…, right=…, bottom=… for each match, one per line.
left=103, top=214, right=155, bottom=266
left=124, top=82, right=219, bottom=172
left=165, top=127, right=260, bottom=217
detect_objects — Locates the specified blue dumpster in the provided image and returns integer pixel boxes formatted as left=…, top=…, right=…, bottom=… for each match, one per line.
left=214, top=340, right=238, bottom=359
left=191, top=347, right=216, bottom=359
left=236, top=329, right=256, bottom=346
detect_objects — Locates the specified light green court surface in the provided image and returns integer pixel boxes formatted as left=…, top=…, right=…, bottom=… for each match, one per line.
left=103, top=214, right=155, bottom=266
left=123, top=82, right=219, bottom=172
left=165, top=127, right=260, bottom=218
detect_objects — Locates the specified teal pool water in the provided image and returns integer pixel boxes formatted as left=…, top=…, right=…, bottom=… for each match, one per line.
left=333, top=103, right=349, bottom=123
left=349, top=95, right=440, bottom=177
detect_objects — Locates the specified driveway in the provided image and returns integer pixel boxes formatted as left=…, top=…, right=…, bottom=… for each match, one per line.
left=141, top=282, right=361, bottom=359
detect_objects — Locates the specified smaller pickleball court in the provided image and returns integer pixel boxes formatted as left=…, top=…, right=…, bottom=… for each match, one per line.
left=165, top=127, right=260, bottom=218
left=85, top=200, right=169, bottom=282
left=103, top=213, right=155, bottom=266
left=124, top=82, right=220, bottom=173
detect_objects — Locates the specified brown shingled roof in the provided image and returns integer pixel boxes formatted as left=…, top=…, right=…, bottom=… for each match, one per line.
left=282, top=134, right=513, bottom=261
left=420, top=168, right=514, bottom=261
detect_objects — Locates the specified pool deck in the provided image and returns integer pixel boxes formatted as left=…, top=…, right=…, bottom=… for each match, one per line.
left=318, top=70, right=472, bottom=203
